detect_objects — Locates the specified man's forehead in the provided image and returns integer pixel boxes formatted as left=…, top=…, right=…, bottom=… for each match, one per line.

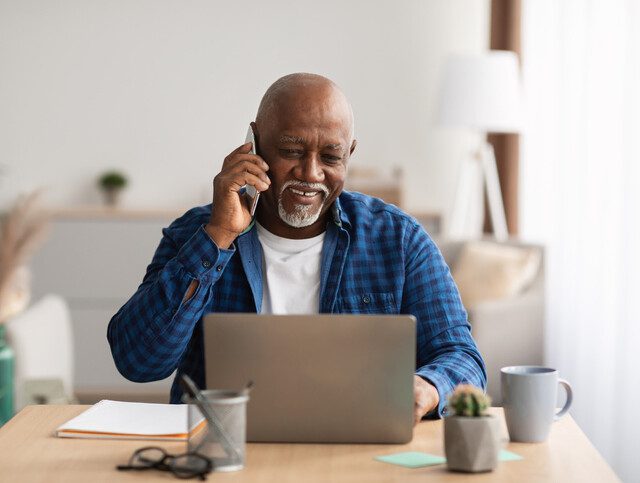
left=267, top=86, right=351, bottom=121
left=282, top=87, right=347, bottom=113
left=272, top=100, right=352, bottom=131
left=257, top=77, right=354, bottom=144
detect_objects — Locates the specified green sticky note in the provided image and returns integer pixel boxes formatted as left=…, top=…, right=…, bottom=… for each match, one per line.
left=375, top=450, right=522, bottom=469
left=499, top=450, right=524, bottom=461
left=375, top=452, right=446, bottom=468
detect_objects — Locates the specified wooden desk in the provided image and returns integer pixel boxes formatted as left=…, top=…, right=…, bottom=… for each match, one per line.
left=0, top=406, right=619, bottom=482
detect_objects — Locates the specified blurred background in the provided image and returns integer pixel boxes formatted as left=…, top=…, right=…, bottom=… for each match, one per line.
left=0, top=0, right=638, bottom=479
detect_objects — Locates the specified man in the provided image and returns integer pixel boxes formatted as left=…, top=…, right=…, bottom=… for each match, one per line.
left=108, top=73, right=486, bottom=423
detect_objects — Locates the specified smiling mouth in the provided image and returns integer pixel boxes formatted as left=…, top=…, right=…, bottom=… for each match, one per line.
left=288, top=188, right=323, bottom=198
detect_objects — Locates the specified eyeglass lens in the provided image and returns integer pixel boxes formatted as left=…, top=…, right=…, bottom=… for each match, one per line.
left=119, top=446, right=212, bottom=479
left=131, top=447, right=167, bottom=467
left=170, top=454, right=211, bottom=478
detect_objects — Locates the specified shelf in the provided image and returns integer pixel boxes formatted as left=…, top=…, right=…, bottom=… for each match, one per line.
left=47, top=206, right=189, bottom=221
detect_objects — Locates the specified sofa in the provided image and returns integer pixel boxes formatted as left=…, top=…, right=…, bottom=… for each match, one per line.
left=437, top=239, right=545, bottom=404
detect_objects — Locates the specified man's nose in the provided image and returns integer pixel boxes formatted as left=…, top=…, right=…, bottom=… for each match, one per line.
left=295, top=154, right=324, bottom=183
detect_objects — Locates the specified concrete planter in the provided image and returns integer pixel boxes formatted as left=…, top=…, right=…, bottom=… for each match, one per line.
left=444, top=415, right=500, bottom=472
left=102, top=188, right=123, bottom=207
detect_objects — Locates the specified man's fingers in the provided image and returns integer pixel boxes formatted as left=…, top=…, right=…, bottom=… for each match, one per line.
left=229, top=172, right=270, bottom=193
left=413, top=376, right=440, bottom=425
left=222, top=143, right=256, bottom=165
left=414, top=404, right=424, bottom=425
left=229, top=142, right=253, bottom=156
left=223, top=152, right=269, bottom=171
left=226, top=160, right=271, bottom=185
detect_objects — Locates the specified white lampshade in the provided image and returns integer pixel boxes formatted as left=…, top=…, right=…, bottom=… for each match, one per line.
left=438, top=50, right=522, bottom=133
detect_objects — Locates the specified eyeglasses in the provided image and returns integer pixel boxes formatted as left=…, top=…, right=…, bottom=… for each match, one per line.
left=117, top=446, right=213, bottom=480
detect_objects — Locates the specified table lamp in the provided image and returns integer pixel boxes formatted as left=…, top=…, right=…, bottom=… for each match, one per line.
left=438, top=50, right=522, bottom=241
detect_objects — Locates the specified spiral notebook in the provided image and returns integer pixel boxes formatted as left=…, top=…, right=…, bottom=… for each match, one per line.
left=56, top=400, right=205, bottom=441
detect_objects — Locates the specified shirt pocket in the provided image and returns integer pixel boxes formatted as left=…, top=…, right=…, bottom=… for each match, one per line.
left=336, top=292, right=397, bottom=314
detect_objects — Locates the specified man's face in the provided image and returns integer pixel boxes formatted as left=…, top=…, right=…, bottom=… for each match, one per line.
left=254, top=87, right=355, bottom=238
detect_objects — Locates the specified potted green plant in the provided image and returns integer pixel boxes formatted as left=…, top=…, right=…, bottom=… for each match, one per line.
left=444, top=384, right=500, bottom=473
left=98, top=171, right=128, bottom=206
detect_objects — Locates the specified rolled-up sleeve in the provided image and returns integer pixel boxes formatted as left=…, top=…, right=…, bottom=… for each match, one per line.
left=107, top=218, right=234, bottom=383
left=402, top=224, right=487, bottom=417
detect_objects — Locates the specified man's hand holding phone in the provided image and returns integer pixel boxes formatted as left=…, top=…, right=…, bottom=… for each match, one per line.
left=205, top=127, right=270, bottom=249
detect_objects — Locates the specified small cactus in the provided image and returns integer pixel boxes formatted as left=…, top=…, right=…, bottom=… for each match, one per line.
left=447, top=384, right=491, bottom=417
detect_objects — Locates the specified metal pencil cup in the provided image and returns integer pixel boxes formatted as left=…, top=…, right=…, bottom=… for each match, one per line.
left=184, top=389, right=249, bottom=472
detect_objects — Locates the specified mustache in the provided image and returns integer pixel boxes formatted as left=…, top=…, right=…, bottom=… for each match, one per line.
left=280, top=180, right=329, bottom=197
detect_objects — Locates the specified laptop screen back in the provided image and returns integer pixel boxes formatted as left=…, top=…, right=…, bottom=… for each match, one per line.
left=203, top=313, right=415, bottom=444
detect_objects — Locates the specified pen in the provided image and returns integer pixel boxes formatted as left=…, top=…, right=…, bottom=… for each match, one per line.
left=179, top=374, right=241, bottom=464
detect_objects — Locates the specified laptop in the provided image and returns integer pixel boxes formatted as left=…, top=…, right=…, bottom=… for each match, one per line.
left=203, top=313, right=416, bottom=444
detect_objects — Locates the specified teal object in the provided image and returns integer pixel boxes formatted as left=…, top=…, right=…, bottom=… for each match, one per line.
left=375, top=452, right=447, bottom=468
left=0, top=324, right=14, bottom=425
left=375, top=450, right=524, bottom=469
left=499, top=450, right=524, bottom=462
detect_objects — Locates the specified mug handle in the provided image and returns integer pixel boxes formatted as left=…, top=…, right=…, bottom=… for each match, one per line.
left=554, top=378, right=573, bottom=420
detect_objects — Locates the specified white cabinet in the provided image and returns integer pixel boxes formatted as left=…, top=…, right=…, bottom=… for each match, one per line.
left=30, top=208, right=184, bottom=402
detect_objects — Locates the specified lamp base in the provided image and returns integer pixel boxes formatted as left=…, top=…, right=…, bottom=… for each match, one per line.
left=447, top=142, right=508, bottom=241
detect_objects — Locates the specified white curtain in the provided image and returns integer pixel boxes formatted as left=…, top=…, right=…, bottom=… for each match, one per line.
left=521, top=0, right=640, bottom=480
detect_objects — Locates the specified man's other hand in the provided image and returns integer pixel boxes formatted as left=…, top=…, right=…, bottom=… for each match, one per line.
left=413, top=376, right=440, bottom=425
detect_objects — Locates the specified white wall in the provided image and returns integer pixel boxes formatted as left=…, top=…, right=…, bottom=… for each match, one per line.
left=0, top=0, right=489, bottom=221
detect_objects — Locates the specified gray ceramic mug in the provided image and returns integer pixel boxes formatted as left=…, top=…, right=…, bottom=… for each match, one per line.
left=501, top=366, right=573, bottom=443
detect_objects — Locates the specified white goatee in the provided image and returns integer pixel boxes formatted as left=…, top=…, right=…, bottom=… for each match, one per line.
left=277, top=181, right=329, bottom=228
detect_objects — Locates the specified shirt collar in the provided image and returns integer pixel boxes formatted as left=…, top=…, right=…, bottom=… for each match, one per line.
left=331, top=195, right=351, bottom=229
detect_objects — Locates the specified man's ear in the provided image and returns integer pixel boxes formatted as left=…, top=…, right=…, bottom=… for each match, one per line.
left=349, top=139, right=357, bottom=156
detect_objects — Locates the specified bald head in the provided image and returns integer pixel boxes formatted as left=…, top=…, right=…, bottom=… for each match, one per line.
left=250, top=73, right=357, bottom=238
left=256, top=73, right=354, bottom=140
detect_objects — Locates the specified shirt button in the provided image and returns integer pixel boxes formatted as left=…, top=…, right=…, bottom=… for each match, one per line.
left=202, top=260, right=211, bottom=268
left=362, top=295, right=371, bottom=304
left=216, top=265, right=223, bottom=272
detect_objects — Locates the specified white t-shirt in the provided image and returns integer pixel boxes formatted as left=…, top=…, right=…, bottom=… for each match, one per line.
left=256, top=222, right=325, bottom=314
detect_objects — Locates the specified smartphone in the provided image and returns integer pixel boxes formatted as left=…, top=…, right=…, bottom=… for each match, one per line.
left=243, top=126, right=260, bottom=216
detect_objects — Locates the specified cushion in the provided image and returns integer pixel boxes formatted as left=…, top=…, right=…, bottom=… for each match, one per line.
left=451, top=241, right=541, bottom=308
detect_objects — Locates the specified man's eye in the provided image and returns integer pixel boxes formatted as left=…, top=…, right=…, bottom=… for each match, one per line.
left=280, top=149, right=303, bottom=158
left=322, top=155, right=341, bottom=163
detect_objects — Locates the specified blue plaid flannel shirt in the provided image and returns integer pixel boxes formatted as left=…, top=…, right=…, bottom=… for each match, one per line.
left=107, top=191, right=486, bottom=416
